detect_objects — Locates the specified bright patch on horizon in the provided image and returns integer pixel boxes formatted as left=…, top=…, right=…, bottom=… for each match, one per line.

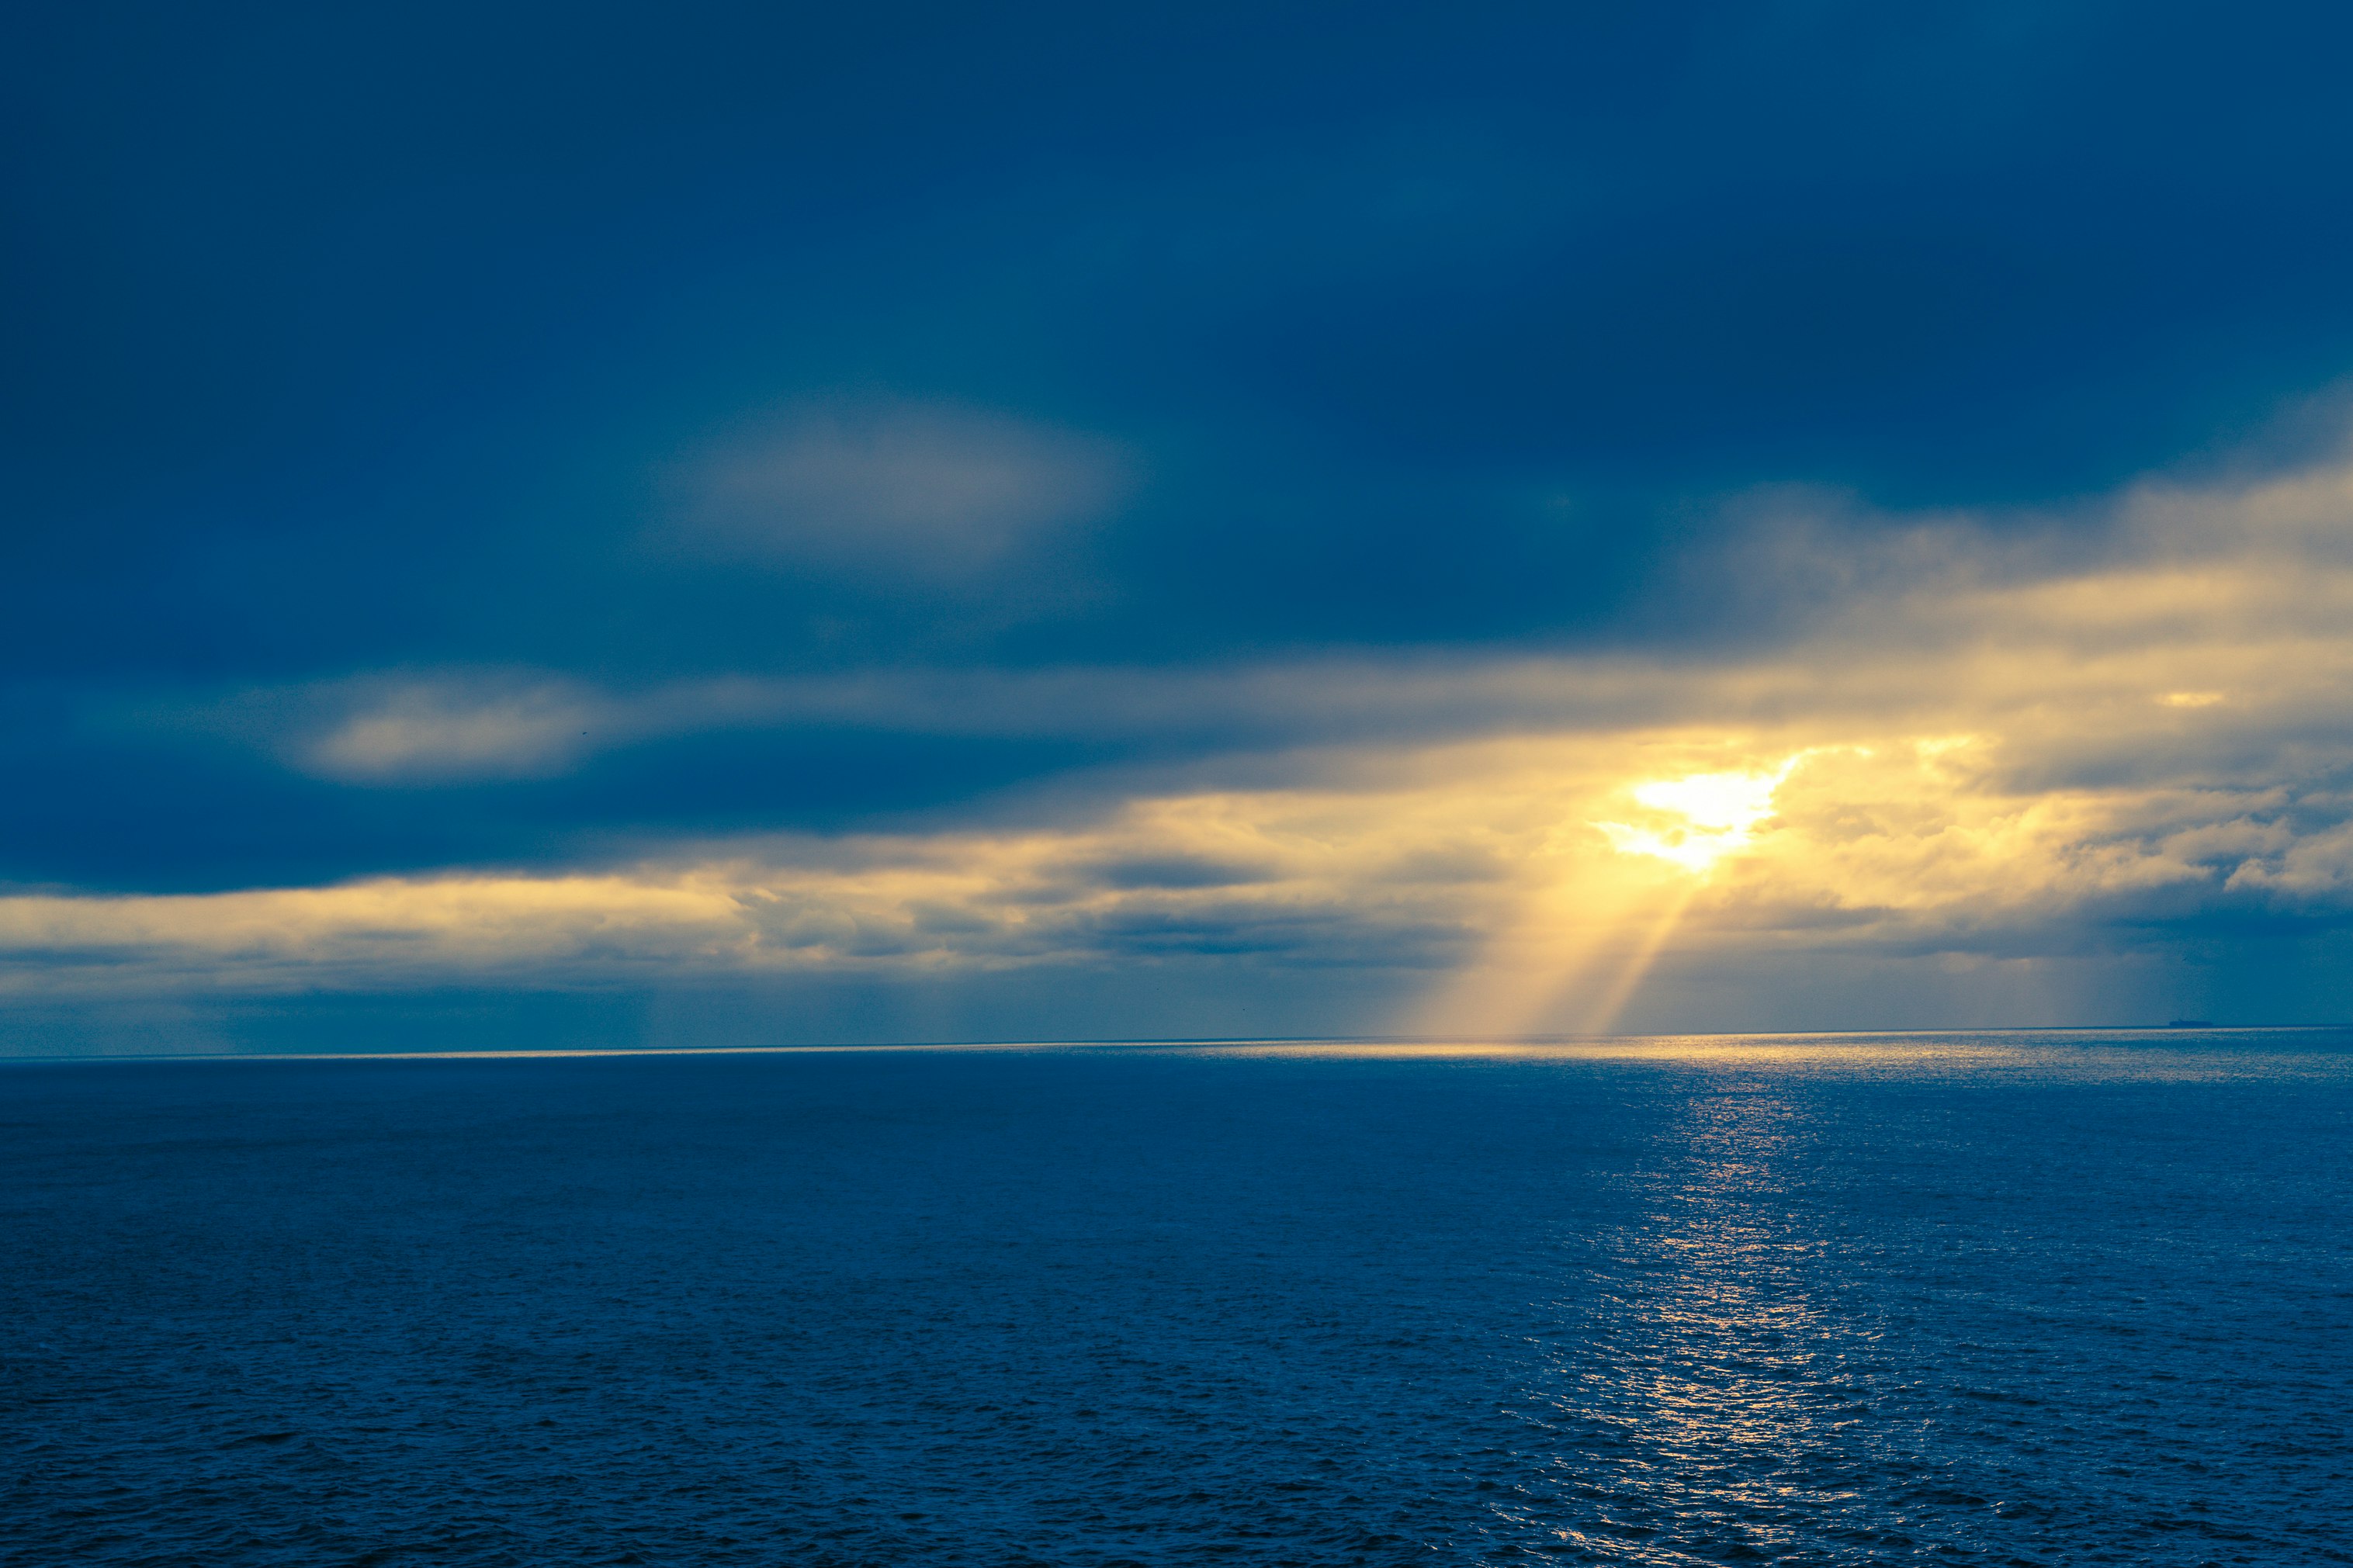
left=2159, top=691, right=2225, bottom=708
left=1595, top=760, right=1797, bottom=872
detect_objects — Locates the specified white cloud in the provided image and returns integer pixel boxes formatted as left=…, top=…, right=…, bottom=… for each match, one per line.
left=303, top=677, right=617, bottom=782
left=671, top=399, right=1134, bottom=579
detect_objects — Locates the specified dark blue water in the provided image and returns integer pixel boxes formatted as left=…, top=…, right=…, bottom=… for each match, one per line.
left=4, top=1034, right=2349, bottom=1566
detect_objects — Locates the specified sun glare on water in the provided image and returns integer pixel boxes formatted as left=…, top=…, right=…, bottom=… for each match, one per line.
left=1594, top=759, right=1797, bottom=872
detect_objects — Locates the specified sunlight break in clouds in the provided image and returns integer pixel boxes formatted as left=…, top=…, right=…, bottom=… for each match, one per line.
left=1594, top=759, right=1801, bottom=873
left=1406, top=755, right=1807, bottom=1041
left=21, top=438, right=2353, bottom=1030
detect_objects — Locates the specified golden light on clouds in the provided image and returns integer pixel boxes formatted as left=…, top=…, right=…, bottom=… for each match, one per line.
left=1405, top=753, right=1807, bottom=1040
left=14, top=441, right=2353, bottom=1031
left=1594, top=760, right=1799, bottom=873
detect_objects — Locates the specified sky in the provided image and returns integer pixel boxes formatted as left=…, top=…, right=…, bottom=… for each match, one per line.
left=12, top=0, right=2353, bottom=1052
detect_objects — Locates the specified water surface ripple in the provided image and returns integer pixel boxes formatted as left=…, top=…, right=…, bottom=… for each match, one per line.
left=3, top=1033, right=2348, bottom=1564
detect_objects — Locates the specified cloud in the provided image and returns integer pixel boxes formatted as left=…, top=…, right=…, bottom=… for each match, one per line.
left=0, top=873, right=752, bottom=994
left=667, top=399, right=1135, bottom=582
left=244, top=427, right=2353, bottom=786
left=28, top=435, right=2353, bottom=1026
left=231, top=657, right=1755, bottom=786
left=6, top=725, right=2348, bottom=1006
left=302, top=677, right=617, bottom=782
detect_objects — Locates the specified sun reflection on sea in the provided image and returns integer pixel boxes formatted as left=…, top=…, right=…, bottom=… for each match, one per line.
left=1496, top=1074, right=1852, bottom=1559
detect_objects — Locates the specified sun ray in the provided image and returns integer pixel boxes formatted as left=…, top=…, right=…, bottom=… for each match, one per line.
left=1408, top=754, right=1799, bottom=1039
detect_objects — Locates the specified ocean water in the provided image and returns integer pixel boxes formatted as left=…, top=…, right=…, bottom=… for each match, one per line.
left=3, top=1034, right=2349, bottom=1566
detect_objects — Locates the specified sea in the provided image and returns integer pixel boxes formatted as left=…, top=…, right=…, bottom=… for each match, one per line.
left=3, top=1032, right=2348, bottom=1566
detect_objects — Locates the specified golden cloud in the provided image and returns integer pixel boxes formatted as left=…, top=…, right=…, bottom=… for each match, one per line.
left=20, top=441, right=2353, bottom=1024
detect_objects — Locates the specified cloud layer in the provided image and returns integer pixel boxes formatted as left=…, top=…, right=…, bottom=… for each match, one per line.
left=16, top=444, right=2353, bottom=1035
left=18, top=4, right=2353, bottom=1046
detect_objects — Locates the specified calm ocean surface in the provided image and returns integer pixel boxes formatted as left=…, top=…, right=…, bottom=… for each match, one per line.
left=3, top=1033, right=2349, bottom=1566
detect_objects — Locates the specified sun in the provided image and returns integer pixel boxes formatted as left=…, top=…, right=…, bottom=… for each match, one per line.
left=1594, top=759, right=1797, bottom=873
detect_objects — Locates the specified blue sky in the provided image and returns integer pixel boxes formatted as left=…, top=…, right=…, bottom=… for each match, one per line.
left=12, top=1, right=2353, bottom=1051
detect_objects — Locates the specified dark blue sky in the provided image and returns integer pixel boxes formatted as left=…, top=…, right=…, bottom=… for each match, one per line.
left=11, top=2, right=2353, bottom=1045
left=16, top=1, right=2353, bottom=672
